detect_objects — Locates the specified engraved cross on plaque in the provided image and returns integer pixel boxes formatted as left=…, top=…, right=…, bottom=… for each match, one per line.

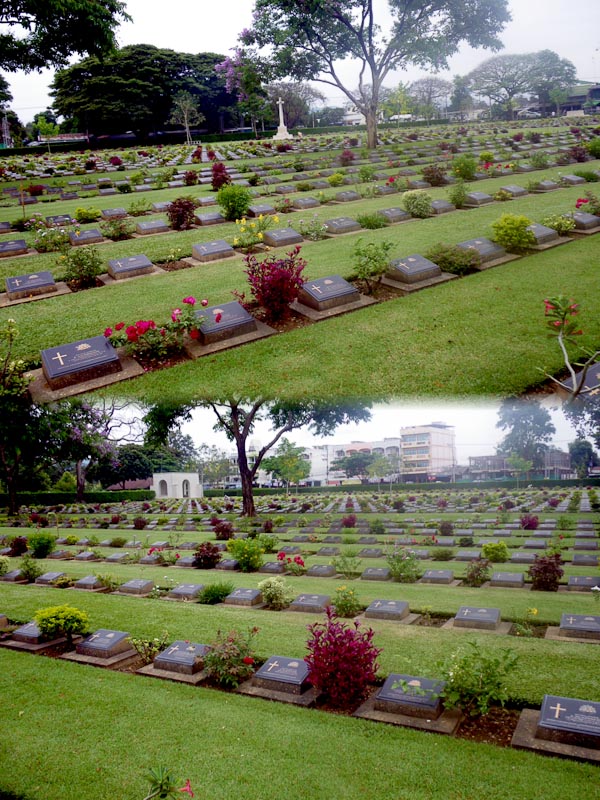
left=310, top=284, right=323, bottom=293
left=267, top=660, right=280, bottom=672
left=550, top=702, right=566, bottom=719
left=52, top=351, right=67, bottom=366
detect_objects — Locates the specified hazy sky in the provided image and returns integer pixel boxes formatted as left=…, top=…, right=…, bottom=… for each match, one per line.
left=180, top=399, right=585, bottom=465
left=3, top=0, right=600, bottom=122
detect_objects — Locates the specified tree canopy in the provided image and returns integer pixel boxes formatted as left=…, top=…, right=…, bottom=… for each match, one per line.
left=51, top=46, right=238, bottom=136
left=496, top=399, right=555, bottom=469
left=262, top=438, right=310, bottom=490
left=0, top=0, right=130, bottom=73
left=240, top=0, right=511, bottom=147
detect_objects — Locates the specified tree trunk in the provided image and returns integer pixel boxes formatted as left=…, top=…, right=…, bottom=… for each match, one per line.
left=75, top=461, right=86, bottom=500
left=236, top=441, right=256, bottom=517
left=7, top=478, right=18, bottom=516
left=365, top=108, right=378, bottom=149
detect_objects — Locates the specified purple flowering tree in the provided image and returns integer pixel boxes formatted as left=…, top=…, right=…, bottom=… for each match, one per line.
left=215, top=49, right=270, bottom=136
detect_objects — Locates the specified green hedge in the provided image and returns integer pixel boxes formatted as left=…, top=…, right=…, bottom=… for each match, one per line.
left=0, top=490, right=154, bottom=509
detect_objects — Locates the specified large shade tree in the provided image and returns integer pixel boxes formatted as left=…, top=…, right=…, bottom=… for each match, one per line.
left=51, top=47, right=237, bottom=136
left=467, top=53, right=534, bottom=118
left=144, top=400, right=371, bottom=516
left=0, top=0, right=129, bottom=72
left=239, top=0, right=511, bottom=148
left=529, top=50, right=577, bottom=113
left=496, top=398, right=555, bottom=469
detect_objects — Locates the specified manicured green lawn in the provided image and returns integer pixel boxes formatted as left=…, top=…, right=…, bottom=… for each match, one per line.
left=1, top=166, right=599, bottom=399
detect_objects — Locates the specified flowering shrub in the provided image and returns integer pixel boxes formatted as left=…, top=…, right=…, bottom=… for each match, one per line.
left=211, top=161, right=230, bottom=190
left=100, top=217, right=135, bottom=241
left=232, top=214, right=278, bottom=251
left=143, top=767, right=194, bottom=800
left=257, top=575, right=294, bottom=609
left=276, top=551, right=306, bottom=575
left=204, top=626, right=259, bottom=687
left=104, top=296, right=204, bottom=362
left=297, top=214, right=327, bottom=240
left=463, top=557, right=491, bottom=588
left=242, top=245, right=306, bottom=321
left=33, top=225, right=72, bottom=253
left=226, top=538, right=264, bottom=572
left=576, top=191, right=600, bottom=215
left=451, top=154, right=477, bottom=180
left=401, top=190, right=432, bottom=218
left=305, top=607, right=381, bottom=708
left=166, top=196, right=199, bottom=230
left=333, top=585, right=363, bottom=618
left=129, top=630, right=169, bottom=664
left=528, top=553, right=564, bottom=591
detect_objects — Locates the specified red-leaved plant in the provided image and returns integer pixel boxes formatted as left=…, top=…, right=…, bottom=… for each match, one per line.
left=520, top=513, right=539, bottom=530
left=528, top=553, right=564, bottom=592
left=305, top=607, right=381, bottom=708
left=211, top=161, right=230, bottom=190
left=241, top=245, right=306, bottom=322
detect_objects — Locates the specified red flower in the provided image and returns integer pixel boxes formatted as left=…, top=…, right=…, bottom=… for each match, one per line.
left=215, top=313, right=222, bottom=323
left=543, top=299, right=556, bottom=315
left=242, top=656, right=254, bottom=665
left=183, top=296, right=196, bottom=305
left=179, top=779, right=194, bottom=797
left=175, top=553, right=180, bottom=558
left=276, top=551, right=286, bottom=561
left=189, top=328, right=200, bottom=340
left=575, top=198, right=589, bottom=209
left=201, top=298, right=208, bottom=307
left=126, top=325, right=138, bottom=342
left=171, top=308, right=182, bottom=322
left=104, top=327, right=113, bottom=338
left=115, top=321, right=125, bottom=331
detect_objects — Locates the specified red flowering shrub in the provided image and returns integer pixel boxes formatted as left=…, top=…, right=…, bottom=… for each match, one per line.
left=243, top=245, right=306, bottom=321
left=203, top=626, right=259, bottom=687
left=528, top=553, right=564, bottom=591
left=305, top=607, right=382, bottom=708
left=211, top=161, right=230, bottom=190
left=166, top=196, right=199, bottom=230
left=341, top=514, right=357, bottom=528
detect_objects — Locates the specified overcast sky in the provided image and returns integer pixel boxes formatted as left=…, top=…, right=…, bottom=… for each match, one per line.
left=179, top=399, right=586, bottom=465
left=3, top=0, right=600, bottom=122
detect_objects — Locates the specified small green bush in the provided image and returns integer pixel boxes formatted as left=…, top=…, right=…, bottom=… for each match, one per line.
left=529, top=152, right=549, bottom=169
left=58, top=246, right=103, bottom=288
left=352, top=238, right=394, bottom=294
left=204, top=626, right=259, bottom=688
left=386, top=546, right=421, bottom=583
left=197, top=581, right=235, bottom=604
left=73, top=206, right=101, bottom=223
left=491, top=213, right=536, bottom=254
left=0, top=555, right=10, bottom=576
left=447, top=180, right=470, bottom=209
left=217, top=184, right=252, bottom=221
left=333, top=584, right=363, bottom=617
left=424, top=243, right=480, bottom=275
left=129, top=631, right=169, bottom=664
left=440, top=641, right=518, bottom=717
left=479, top=151, right=494, bottom=163
left=481, top=541, right=509, bottom=563
left=27, top=531, right=57, bottom=558
left=327, top=173, right=346, bottom=187
left=587, top=137, right=600, bottom=159
left=358, top=164, right=376, bottom=182
left=402, top=190, right=432, bottom=219
left=34, top=604, right=90, bottom=645
left=434, top=548, right=454, bottom=561
left=356, top=212, right=388, bottom=229
left=100, top=218, right=134, bottom=241
left=18, top=553, right=43, bottom=582
left=493, top=189, right=513, bottom=202
left=572, top=169, right=599, bottom=183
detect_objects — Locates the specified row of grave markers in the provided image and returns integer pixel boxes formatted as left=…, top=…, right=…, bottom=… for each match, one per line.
left=1, top=603, right=598, bottom=762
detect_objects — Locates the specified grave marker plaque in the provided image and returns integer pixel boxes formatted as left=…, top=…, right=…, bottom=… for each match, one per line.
left=167, top=583, right=204, bottom=601
left=192, top=240, right=235, bottom=263
left=195, top=301, right=257, bottom=345
left=365, top=599, right=409, bottom=621
left=258, top=561, right=285, bottom=574
left=215, top=559, right=239, bottom=570
left=490, top=571, right=524, bottom=588
left=196, top=211, right=226, bottom=226
left=572, top=211, right=600, bottom=231
left=527, top=223, right=559, bottom=245
left=73, top=575, right=104, bottom=590
left=454, top=606, right=500, bottom=630
left=317, top=547, right=340, bottom=556
left=378, top=207, right=410, bottom=224
left=386, top=254, right=441, bottom=285
left=0, top=239, right=28, bottom=258
left=306, top=564, right=336, bottom=577
left=323, top=217, right=361, bottom=235
left=457, top=238, right=507, bottom=265
left=107, top=255, right=153, bottom=279
left=119, top=579, right=154, bottom=595
left=46, top=214, right=73, bottom=226
left=13, top=622, right=45, bottom=643
left=154, top=640, right=208, bottom=674
left=500, top=185, right=528, bottom=198
left=35, top=571, right=65, bottom=585
left=224, top=588, right=263, bottom=606
left=360, top=567, right=391, bottom=581
left=559, top=614, right=600, bottom=640
left=77, top=629, right=132, bottom=658
left=430, top=199, right=455, bottom=214
left=247, top=204, right=276, bottom=216
left=262, top=227, right=303, bottom=247
left=292, top=197, right=320, bottom=210
left=69, top=229, right=103, bottom=246
left=101, top=207, right=127, bottom=219
left=6, top=271, right=56, bottom=300
left=41, top=335, right=122, bottom=390
left=253, top=656, right=311, bottom=694
left=375, top=674, right=445, bottom=718
left=135, top=220, right=169, bottom=235
left=421, top=569, right=454, bottom=584
left=289, top=594, right=330, bottom=613
left=297, top=275, right=360, bottom=312
left=536, top=695, right=600, bottom=748
left=464, top=191, right=493, bottom=206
